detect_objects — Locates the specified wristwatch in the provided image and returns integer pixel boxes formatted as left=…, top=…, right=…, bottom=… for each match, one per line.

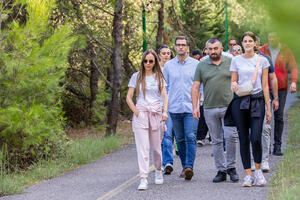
left=274, top=97, right=279, bottom=101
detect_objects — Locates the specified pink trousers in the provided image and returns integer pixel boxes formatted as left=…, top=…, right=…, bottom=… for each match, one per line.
left=132, top=115, right=162, bottom=178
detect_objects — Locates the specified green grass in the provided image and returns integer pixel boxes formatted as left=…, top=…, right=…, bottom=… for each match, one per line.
left=0, top=134, right=127, bottom=197
left=268, top=102, right=300, bottom=200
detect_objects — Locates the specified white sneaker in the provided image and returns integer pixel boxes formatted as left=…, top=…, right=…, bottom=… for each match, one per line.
left=197, top=140, right=205, bottom=146
left=138, top=178, right=148, bottom=190
left=242, top=175, right=254, bottom=187
left=155, top=170, right=164, bottom=184
left=261, top=160, right=270, bottom=173
left=254, top=170, right=267, bottom=186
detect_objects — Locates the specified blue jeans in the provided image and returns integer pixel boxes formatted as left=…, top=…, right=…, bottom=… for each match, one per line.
left=170, top=112, right=198, bottom=169
left=162, top=112, right=174, bottom=167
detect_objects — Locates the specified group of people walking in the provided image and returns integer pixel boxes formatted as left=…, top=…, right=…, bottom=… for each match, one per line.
left=126, top=31, right=298, bottom=190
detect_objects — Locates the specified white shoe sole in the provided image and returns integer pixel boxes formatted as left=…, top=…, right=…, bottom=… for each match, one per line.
left=155, top=179, right=163, bottom=184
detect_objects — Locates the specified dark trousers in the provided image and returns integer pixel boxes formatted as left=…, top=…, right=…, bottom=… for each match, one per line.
left=272, top=90, right=288, bottom=147
left=196, top=106, right=209, bottom=140
left=231, top=98, right=265, bottom=169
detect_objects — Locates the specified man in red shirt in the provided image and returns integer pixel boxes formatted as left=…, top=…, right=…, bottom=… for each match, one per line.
left=260, top=32, right=298, bottom=156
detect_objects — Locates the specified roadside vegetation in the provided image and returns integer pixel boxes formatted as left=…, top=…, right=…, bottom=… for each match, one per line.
left=0, top=121, right=133, bottom=197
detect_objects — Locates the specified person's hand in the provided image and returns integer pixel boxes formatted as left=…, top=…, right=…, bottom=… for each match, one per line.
left=231, top=81, right=238, bottom=93
left=266, top=110, right=272, bottom=124
left=193, top=108, right=200, bottom=120
left=272, top=98, right=279, bottom=111
left=162, top=111, right=168, bottom=121
left=290, top=82, right=297, bottom=93
left=134, top=110, right=139, bottom=117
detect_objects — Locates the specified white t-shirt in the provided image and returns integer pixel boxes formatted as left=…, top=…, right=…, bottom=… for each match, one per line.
left=230, top=54, right=270, bottom=94
left=128, top=72, right=166, bottom=105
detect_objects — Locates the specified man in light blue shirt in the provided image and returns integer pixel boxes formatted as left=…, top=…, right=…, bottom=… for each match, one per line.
left=163, top=36, right=199, bottom=180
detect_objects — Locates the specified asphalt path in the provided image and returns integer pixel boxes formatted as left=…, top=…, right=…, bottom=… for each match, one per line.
left=1, top=92, right=297, bottom=200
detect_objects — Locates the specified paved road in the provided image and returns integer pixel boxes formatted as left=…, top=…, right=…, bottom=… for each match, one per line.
left=1, top=92, right=297, bottom=200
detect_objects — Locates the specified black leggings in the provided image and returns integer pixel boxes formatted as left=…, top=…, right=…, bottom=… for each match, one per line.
left=231, top=98, right=265, bottom=169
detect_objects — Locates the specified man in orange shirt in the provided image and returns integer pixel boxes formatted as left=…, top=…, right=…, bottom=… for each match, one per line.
left=260, top=32, right=298, bottom=156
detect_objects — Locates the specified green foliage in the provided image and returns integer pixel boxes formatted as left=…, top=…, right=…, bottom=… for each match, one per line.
left=262, top=0, right=300, bottom=62
left=0, top=0, right=77, bottom=170
left=268, top=103, right=300, bottom=200
left=0, top=134, right=123, bottom=197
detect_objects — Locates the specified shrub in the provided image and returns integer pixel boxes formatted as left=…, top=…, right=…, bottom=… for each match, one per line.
left=0, top=0, right=78, bottom=170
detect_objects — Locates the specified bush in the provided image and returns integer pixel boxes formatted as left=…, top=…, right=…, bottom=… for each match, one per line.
left=0, top=0, right=78, bottom=170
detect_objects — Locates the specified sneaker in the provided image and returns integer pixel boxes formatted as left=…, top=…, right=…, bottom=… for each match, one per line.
left=242, top=175, right=254, bottom=187
left=254, top=170, right=267, bottom=186
left=213, top=171, right=227, bottom=183
left=227, top=168, right=239, bottom=182
left=197, top=139, right=205, bottom=146
left=184, top=167, right=194, bottom=180
left=155, top=170, right=163, bottom=184
left=164, top=163, right=173, bottom=175
left=261, top=160, right=270, bottom=173
left=138, top=178, right=148, bottom=190
left=273, top=146, right=283, bottom=156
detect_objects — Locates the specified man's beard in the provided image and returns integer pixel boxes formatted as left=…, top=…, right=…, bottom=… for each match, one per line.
left=209, top=53, right=221, bottom=61
left=178, top=52, right=187, bottom=57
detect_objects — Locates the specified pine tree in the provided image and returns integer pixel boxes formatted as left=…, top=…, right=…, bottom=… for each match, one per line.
left=0, top=0, right=78, bottom=169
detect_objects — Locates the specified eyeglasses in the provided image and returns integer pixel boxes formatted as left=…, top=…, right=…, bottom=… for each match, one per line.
left=161, top=52, right=170, bottom=56
left=175, top=44, right=187, bottom=47
left=143, top=59, right=154, bottom=64
left=233, top=48, right=241, bottom=52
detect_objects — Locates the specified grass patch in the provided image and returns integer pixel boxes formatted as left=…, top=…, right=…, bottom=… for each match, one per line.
left=268, top=102, right=300, bottom=200
left=0, top=121, right=134, bottom=197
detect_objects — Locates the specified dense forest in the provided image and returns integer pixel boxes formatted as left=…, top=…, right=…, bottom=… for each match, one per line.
left=0, top=0, right=298, bottom=170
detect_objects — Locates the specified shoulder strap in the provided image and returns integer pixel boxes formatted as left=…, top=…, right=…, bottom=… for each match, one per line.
left=252, top=56, right=262, bottom=85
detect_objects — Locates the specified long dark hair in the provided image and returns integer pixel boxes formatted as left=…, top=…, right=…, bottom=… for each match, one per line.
left=136, top=49, right=165, bottom=98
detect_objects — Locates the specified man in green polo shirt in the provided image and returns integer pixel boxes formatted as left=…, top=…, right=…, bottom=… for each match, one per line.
left=191, top=38, right=239, bottom=183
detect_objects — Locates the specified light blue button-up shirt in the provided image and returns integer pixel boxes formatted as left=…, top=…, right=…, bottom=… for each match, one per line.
left=163, top=56, right=199, bottom=113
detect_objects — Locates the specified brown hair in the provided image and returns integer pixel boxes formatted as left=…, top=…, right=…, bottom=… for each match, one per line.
left=242, top=31, right=256, bottom=42
left=136, top=49, right=165, bottom=98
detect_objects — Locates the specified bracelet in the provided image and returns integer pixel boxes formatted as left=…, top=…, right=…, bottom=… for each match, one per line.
left=273, top=97, right=279, bottom=101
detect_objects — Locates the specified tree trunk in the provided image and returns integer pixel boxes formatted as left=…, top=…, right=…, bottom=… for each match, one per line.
left=156, top=0, right=164, bottom=50
left=106, top=0, right=123, bottom=136
left=123, top=9, right=135, bottom=80
left=89, top=59, right=99, bottom=110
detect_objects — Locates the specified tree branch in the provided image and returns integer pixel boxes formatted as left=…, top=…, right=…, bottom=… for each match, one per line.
left=91, top=59, right=112, bottom=88
left=73, top=4, right=113, bottom=54
left=65, top=84, right=90, bottom=101
left=86, top=0, right=115, bottom=17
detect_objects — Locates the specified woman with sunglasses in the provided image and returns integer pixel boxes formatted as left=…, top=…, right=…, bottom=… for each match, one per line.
left=230, top=31, right=271, bottom=187
left=126, top=49, right=168, bottom=190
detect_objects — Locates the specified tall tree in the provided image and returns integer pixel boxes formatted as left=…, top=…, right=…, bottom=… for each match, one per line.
left=106, top=0, right=123, bottom=136
left=155, top=0, right=164, bottom=50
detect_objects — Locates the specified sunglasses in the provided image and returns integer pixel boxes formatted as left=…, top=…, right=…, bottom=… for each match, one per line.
left=229, top=43, right=237, bottom=46
left=143, top=59, right=154, bottom=64
left=175, top=44, right=187, bottom=47
left=233, top=48, right=241, bottom=52
left=161, top=52, right=171, bottom=56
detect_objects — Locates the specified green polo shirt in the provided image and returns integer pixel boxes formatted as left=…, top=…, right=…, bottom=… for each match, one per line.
left=194, top=56, right=233, bottom=109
